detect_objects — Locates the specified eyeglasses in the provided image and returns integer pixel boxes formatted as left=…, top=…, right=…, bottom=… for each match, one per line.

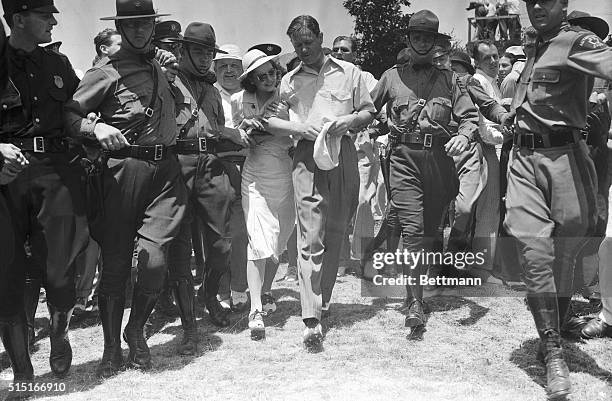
left=121, top=19, right=155, bottom=30
left=255, top=69, right=278, bottom=82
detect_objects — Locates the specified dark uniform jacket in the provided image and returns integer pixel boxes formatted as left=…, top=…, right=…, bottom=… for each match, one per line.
left=1, top=44, right=79, bottom=139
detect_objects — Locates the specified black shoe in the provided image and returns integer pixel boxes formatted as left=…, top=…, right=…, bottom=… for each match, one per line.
left=123, top=286, right=158, bottom=370
left=581, top=317, right=612, bottom=339
left=404, top=299, right=425, bottom=328
left=544, top=348, right=571, bottom=399
left=47, top=304, right=73, bottom=377
left=96, top=295, right=125, bottom=378
left=205, top=298, right=230, bottom=328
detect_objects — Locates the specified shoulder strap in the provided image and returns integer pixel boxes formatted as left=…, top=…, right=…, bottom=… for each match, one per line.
left=179, top=81, right=208, bottom=138
left=409, top=68, right=439, bottom=132
left=123, top=61, right=159, bottom=143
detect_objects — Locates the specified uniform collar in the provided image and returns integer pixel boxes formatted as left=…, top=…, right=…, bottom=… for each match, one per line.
left=539, top=22, right=569, bottom=43
left=8, top=42, right=43, bottom=66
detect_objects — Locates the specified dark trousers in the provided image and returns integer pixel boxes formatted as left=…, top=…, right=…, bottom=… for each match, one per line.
left=504, top=142, right=598, bottom=296
left=218, top=159, right=248, bottom=297
left=168, top=154, right=233, bottom=291
left=0, top=191, right=21, bottom=318
left=293, top=137, right=359, bottom=320
left=96, top=155, right=187, bottom=298
left=3, top=154, right=89, bottom=310
left=387, top=145, right=458, bottom=277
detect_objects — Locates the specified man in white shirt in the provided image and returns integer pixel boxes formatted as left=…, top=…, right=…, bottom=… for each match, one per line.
left=496, top=0, right=522, bottom=41
left=470, top=40, right=503, bottom=279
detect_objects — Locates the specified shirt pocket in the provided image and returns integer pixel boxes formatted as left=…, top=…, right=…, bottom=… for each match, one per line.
left=530, top=68, right=560, bottom=105
left=427, top=97, right=452, bottom=125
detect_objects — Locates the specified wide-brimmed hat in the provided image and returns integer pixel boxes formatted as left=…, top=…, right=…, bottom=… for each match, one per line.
left=248, top=43, right=281, bottom=56
left=2, top=0, right=58, bottom=14
left=213, top=44, right=242, bottom=61
left=154, top=20, right=182, bottom=43
left=567, top=10, right=609, bottom=40
left=239, top=49, right=277, bottom=80
left=181, top=22, right=227, bottom=53
left=449, top=50, right=475, bottom=75
left=408, top=10, right=451, bottom=40
left=101, top=0, right=169, bottom=20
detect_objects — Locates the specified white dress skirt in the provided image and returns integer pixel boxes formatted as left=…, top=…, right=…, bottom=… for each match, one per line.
left=231, top=89, right=295, bottom=261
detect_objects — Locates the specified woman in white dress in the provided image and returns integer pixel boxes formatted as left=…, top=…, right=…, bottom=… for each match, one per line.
left=231, top=49, right=295, bottom=339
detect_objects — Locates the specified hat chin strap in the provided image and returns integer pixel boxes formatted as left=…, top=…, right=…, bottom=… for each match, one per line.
left=118, top=22, right=155, bottom=55
left=407, top=43, right=434, bottom=65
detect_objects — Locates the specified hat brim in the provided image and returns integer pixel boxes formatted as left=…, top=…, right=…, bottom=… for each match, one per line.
left=30, top=5, right=59, bottom=13
left=408, top=28, right=451, bottom=41
left=238, top=54, right=278, bottom=80
left=569, top=16, right=610, bottom=40
left=213, top=53, right=241, bottom=61
left=100, top=13, right=170, bottom=21
left=450, top=59, right=475, bottom=75
left=156, top=37, right=183, bottom=44
left=182, top=38, right=227, bottom=53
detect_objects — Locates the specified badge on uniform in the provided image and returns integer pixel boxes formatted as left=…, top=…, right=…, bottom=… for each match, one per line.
left=578, top=34, right=606, bottom=50
left=53, top=75, right=64, bottom=89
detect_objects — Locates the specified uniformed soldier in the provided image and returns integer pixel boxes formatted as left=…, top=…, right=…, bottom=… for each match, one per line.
left=502, top=0, right=612, bottom=397
left=168, top=22, right=249, bottom=333
left=0, top=18, right=36, bottom=395
left=370, top=10, right=479, bottom=339
left=65, top=0, right=187, bottom=376
left=0, top=0, right=89, bottom=377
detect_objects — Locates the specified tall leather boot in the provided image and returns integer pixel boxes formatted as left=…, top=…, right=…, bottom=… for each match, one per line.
left=1, top=313, right=34, bottom=401
left=203, top=268, right=230, bottom=327
left=156, top=282, right=178, bottom=317
left=172, top=279, right=199, bottom=355
left=526, top=296, right=571, bottom=399
left=95, top=295, right=125, bottom=378
left=47, top=303, right=73, bottom=377
left=122, top=285, right=158, bottom=370
left=23, top=278, right=41, bottom=346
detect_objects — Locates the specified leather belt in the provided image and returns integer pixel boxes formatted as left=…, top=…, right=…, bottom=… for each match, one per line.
left=108, top=144, right=173, bottom=161
left=176, top=138, right=215, bottom=154
left=393, top=132, right=449, bottom=149
left=175, top=138, right=245, bottom=155
left=513, top=128, right=582, bottom=149
left=2, top=136, right=68, bottom=153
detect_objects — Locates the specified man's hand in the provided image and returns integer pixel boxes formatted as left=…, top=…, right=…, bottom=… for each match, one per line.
left=327, top=114, right=356, bottom=137
left=239, top=117, right=265, bottom=131
left=93, top=122, right=130, bottom=151
left=223, top=127, right=253, bottom=147
left=155, top=49, right=179, bottom=82
left=0, top=143, right=28, bottom=169
left=500, top=110, right=516, bottom=138
left=445, top=134, right=469, bottom=156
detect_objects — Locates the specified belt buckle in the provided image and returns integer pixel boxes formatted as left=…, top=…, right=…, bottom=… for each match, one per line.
left=423, top=133, right=433, bottom=148
left=33, top=137, right=45, bottom=153
left=525, top=133, right=535, bottom=150
left=191, top=108, right=199, bottom=119
left=144, top=108, right=154, bottom=118
left=154, top=144, right=163, bottom=161
left=198, top=137, right=207, bottom=153
left=417, top=98, right=427, bottom=107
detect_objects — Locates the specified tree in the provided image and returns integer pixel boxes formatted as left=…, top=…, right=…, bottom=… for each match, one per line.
left=343, top=0, right=412, bottom=78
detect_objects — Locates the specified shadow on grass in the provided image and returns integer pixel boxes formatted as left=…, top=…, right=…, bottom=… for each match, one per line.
left=0, top=331, right=223, bottom=400
left=510, top=338, right=612, bottom=391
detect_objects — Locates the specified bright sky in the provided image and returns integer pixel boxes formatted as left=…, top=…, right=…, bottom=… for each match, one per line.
left=1, top=0, right=611, bottom=73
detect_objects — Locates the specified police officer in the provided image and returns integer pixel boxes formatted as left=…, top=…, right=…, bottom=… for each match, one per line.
left=65, top=0, right=186, bottom=377
left=168, top=22, right=248, bottom=333
left=503, top=0, right=612, bottom=397
left=0, top=0, right=89, bottom=377
left=0, top=18, right=36, bottom=395
left=370, top=10, right=479, bottom=339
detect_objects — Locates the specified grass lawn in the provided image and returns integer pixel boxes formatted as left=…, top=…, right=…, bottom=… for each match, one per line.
left=1, top=264, right=611, bottom=401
